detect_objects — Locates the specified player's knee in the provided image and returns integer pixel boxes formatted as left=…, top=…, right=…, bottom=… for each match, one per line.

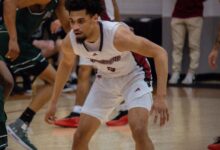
left=0, top=70, right=13, bottom=89
left=130, top=124, right=148, bottom=139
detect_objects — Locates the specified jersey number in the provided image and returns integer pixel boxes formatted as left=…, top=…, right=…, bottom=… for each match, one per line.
left=107, top=67, right=116, bottom=72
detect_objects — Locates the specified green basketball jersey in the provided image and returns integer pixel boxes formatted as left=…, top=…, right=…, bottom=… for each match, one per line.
left=16, top=0, right=59, bottom=40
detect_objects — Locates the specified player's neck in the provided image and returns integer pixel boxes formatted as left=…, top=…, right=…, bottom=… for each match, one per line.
left=86, top=23, right=100, bottom=43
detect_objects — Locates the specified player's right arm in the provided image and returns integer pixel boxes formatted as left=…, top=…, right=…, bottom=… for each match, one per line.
left=45, top=33, right=77, bottom=124
left=3, top=0, right=50, bottom=60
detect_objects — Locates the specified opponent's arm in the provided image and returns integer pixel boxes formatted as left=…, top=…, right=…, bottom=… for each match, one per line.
left=3, top=0, right=50, bottom=60
left=55, top=0, right=70, bottom=32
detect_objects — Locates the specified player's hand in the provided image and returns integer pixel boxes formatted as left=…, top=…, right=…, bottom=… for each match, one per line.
left=50, top=19, right=62, bottom=34
left=6, top=39, right=20, bottom=61
left=150, top=95, right=169, bottom=126
left=208, top=49, right=219, bottom=70
left=45, top=103, right=57, bottom=124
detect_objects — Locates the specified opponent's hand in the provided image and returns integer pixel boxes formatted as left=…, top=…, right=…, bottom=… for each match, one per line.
left=208, top=49, right=219, bottom=70
left=6, top=39, right=20, bottom=61
left=150, top=95, right=169, bottom=126
left=45, top=104, right=57, bottom=124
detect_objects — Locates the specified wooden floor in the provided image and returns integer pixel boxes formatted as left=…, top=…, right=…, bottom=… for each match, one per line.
left=5, top=87, right=220, bottom=150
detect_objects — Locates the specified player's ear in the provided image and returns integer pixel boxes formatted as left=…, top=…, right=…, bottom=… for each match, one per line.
left=93, top=14, right=99, bottom=21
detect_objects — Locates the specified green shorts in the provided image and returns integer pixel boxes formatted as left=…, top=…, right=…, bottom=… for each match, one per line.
left=0, top=55, right=4, bottom=61
left=0, top=122, right=7, bottom=150
left=0, top=25, right=48, bottom=76
left=0, top=86, right=7, bottom=149
left=0, top=86, right=6, bottom=122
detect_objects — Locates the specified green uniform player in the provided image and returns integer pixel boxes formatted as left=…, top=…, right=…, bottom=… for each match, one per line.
left=0, top=55, right=14, bottom=150
left=0, top=0, right=14, bottom=149
left=0, top=0, right=69, bottom=149
left=0, top=0, right=59, bottom=75
left=0, top=83, right=7, bottom=150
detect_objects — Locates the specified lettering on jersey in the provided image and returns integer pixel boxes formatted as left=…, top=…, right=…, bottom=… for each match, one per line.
left=90, top=55, right=121, bottom=65
left=107, top=67, right=116, bottom=72
left=135, top=88, right=141, bottom=92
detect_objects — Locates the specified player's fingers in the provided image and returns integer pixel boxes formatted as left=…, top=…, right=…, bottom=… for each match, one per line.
left=160, top=110, right=166, bottom=126
left=154, top=110, right=159, bottom=124
left=45, top=114, right=55, bottom=124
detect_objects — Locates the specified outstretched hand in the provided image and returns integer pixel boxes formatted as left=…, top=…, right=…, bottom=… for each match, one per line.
left=150, top=95, right=169, bottom=126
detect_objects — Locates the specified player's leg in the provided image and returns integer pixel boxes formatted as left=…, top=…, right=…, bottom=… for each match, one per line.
left=7, top=46, right=55, bottom=150
left=0, top=57, right=14, bottom=150
left=128, top=106, right=154, bottom=150
left=73, top=77, right=122, bottom=149
left=72, top=113, right=100, bottom=150
left=126, top=92, right=154, bottom=150
left=122, top=72, right=154, bottom=150
left=29, top=64, right=55, bottom=111
left=0, top=58, right=14, bottom=100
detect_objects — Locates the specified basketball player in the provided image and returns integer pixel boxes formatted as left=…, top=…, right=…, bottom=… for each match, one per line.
left=53, top=0, right=127, bottom=128
left=0, top=1, right=14, bottom=149
left=45, top=0, right=169, bottom=150
left=0, top=9, right=13, bottom=147
left=207, top=23, right=220, bottom=150
left=0, top=0, right=69, bottom=149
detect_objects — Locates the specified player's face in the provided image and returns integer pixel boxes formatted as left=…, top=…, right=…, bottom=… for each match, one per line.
left=69, top=10, right=98, bottom=43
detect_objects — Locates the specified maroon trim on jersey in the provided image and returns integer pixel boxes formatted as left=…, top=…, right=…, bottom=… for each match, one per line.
left=100, top=0, right=111, bottom=21
left=83, top=22, right=104, bottom=52
left=132, top=52, right=152, bottom=86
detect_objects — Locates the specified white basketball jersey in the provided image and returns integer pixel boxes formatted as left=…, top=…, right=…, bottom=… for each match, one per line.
left=69, top=21, right=152, bottom=85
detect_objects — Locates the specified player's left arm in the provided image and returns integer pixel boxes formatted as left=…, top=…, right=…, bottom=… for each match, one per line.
left=114, top=26, right=169, bottom=126
left=55, top=0, right=70, bottom=32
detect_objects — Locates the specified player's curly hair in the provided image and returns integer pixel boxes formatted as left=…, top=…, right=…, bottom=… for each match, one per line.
left=65, top=0, right=104, bottom=16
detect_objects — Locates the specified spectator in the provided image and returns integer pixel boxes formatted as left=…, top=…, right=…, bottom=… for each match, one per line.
left=169, top=0, right=206, bottom=85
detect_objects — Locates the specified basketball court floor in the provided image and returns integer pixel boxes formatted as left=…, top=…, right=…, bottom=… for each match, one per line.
left=5, top=87, right=220, bottom=150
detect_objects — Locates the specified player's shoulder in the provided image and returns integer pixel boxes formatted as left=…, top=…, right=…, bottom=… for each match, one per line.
left=114, top=23, right=133, bottom=40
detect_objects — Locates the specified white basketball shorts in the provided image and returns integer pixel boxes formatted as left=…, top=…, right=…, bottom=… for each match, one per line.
left=81, top=71, right=153, bottom=123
